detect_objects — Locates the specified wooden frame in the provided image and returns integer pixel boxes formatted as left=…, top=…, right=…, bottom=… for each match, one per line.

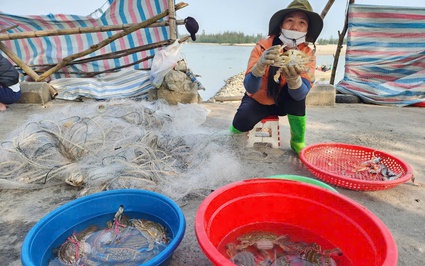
left=0, top=1, right=189, bottom=97
left=330, top=0, right=355, bottom=84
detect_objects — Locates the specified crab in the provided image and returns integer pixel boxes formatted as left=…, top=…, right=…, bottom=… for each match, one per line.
left=65, top=171, right=85, bottom=187
left=277, top=49, right=312, bottom=67
left=353, top=157, right=403, bottom=181
left=85, top=221, right=155, bottom=263
left=273, top=49, right=313, bottom=83
left=299, top=243, right=343, bottom=266
left=235, top=232, right=291, bottom=252
left=56, top=225, right=98, bottom=265
left=130, top=218, right=169, bottom=249
left=225, top=243, right=256, bottom=266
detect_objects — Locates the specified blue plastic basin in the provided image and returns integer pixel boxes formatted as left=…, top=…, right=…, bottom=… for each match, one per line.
left=21, top=189, right=186, bottom=266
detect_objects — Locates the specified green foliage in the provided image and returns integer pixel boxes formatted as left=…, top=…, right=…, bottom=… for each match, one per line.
left=180, top=31, right=347, bottom=45
left=316, top=36, right=347, bottom=45
left=192, top=30, right=264, bottom=44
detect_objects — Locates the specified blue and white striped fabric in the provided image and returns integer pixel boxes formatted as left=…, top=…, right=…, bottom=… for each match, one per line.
left=0, top=0, right=171, bottom=80
left=49, top=69, right=153, bottom=100
left=336, top=4, right=425, bottom=106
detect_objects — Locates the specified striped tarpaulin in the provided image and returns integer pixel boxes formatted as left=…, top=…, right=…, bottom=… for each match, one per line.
left=336, top=4, right=425, bottom=106
left=49, top=69, right=153, bottom=100
left=0, top=0, right=171, bottom=80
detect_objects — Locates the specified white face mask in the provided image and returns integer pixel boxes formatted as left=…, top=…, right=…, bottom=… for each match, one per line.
left=279, top=29, right=307, bottom=49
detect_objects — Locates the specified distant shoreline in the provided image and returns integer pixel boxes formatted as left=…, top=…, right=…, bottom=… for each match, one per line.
left=314, top=44, right=346, bottom=55
left=184, top=43, right=345, bottom=56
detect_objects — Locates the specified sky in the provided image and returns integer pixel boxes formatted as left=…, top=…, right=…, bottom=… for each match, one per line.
left=1, top=0, right=424, bottom=39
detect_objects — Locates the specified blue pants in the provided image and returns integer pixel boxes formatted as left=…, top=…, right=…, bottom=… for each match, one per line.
left=232, top=91, right=306, bottom=132
left=0, top=86, right=21, bottom=104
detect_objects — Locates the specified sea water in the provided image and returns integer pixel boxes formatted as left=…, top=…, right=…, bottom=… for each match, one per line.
left=181, top=43, right=346, bottom=101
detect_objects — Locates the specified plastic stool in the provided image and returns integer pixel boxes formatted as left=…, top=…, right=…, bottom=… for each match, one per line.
left=246, top=116, right=281, bottom=148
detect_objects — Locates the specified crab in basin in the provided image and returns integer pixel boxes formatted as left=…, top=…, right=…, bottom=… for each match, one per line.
left=56, top=225, right=98, bottom=265
left=225, top=243, right=256, bottom=266
left=130, top=218, right=169, bottom=250
left=273, top=48, right=313, bottom=83
left=299, top=243, right=343, bottom=266
left=236, top=232, right=291, bottom=252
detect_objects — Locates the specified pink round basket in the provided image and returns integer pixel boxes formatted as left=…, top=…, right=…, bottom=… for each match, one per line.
left=299, top=143, right=414, bottom=191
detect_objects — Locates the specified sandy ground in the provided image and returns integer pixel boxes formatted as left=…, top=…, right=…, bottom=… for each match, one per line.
left=0, top=100, right=424, bottom=265
left=314, top=44, right=346, bottom=55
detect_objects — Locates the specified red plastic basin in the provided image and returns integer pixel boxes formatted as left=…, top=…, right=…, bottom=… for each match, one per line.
left=195, top=178, right=397, bottom=266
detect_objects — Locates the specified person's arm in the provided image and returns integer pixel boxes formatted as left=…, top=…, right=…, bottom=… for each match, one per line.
left=244, top=43, right=281, bottom=94
left=281, top=64, right=310, bottom=101
left=250, top=45, right=281, bottom=77
left=243, top=72, right=262, bottom=94
left=287, top=77, right=311, bottom=101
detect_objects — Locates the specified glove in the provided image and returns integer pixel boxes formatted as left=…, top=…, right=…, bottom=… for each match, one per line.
left=251, top=45, right=281, bottom=77
left=281, top=64, right=303, bottom=89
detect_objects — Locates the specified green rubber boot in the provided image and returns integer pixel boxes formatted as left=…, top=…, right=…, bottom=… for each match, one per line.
left=229, top=125, right=242, bottom=134
left=287, top=114, right=306, bottom=154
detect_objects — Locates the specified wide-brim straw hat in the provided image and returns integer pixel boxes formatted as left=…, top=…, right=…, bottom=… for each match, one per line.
left=268, top=0, right=323, bottom=43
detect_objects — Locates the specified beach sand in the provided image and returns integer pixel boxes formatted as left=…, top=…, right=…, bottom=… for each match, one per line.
left=314, top=44, right=346, bottom=55
left=0, top=99, right=424, bottom=265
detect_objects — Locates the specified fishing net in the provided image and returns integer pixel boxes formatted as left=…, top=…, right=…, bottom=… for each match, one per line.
left=0, top=99, right=242, bottom=201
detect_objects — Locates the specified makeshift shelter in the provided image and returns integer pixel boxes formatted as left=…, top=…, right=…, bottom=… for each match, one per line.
left=0, top=0, right=191, bottom=100
left=336, top=4, right=425, bottom=106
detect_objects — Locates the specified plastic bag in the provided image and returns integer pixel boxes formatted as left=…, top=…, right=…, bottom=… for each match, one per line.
left=149, top=40, right=183, bottom=88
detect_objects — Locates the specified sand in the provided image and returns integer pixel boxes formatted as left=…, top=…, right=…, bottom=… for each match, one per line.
left=314, top=44, right=346, bottom=55
left=0, top=99, right=424, bottom=265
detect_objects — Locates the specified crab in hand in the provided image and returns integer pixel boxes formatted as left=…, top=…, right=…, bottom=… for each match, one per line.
left=272, top=47, right=313, bottom=83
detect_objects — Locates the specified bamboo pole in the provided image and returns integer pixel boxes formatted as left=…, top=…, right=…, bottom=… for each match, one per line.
left=178, top=35, right=191, bottom=43
left=0, top=20, right=185, bottom=41
left=36, top=2, right=188, bottom=81
left=84, top=55, right=155, bottom=76
left=0, top=42, right=39, bottom=81
left=0, top=25, right=19, bottom=34
left=83, top=36, right=189, bottom=74
left=28, top=40, right=172, bottom=69
left=330, top=0, right=355, bottom=85
left=72, top=40, right=172, bottom=64
left=45, top=37, right=191, bottom=77
left=320, top=0, right=336, bottom=19
left=28, top=36, right=189, bottom=69
left=74, top=36, right=189, bottom=65
left=168, top=0, right=177, bottom=40
left=0, top=41, right=58, bottom=97
left=31, top=36, right=190, bottom=76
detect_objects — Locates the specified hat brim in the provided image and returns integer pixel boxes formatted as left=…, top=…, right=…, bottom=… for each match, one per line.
left=268, top=8, right=323, bottom=43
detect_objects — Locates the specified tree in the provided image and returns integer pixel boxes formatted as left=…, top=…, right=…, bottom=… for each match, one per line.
left=179, top=31, right=346, bottom=45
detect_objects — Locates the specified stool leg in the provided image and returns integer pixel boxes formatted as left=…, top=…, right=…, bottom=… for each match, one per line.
left=246, top=122, right=263, bottom=147
left=269, top=122, right=280, bottom=148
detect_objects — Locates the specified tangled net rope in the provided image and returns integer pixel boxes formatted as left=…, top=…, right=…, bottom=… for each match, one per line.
left=0, top=99, right=242, bottom=201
